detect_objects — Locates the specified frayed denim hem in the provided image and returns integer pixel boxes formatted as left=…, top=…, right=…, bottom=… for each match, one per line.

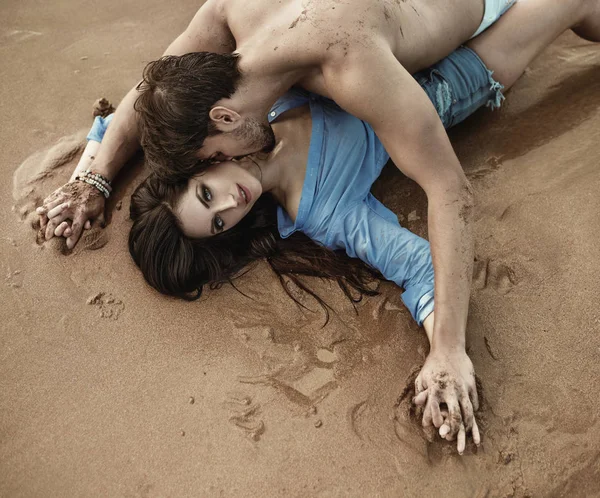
left=486, top=69, right=505, bottom=111
left=434, top=74, right=453, bottom=117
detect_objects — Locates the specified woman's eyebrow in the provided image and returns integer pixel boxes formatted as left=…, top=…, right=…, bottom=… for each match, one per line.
left=195, top=184, right=209, bottom=209
left=195, top=184, right=216, bottom=235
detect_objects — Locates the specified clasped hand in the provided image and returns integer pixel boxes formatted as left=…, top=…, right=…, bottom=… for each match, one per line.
left=414, top=348, right=481, bottom=454
left=36, top=181, right=106, bottom=249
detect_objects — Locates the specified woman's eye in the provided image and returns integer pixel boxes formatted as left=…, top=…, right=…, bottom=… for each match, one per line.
left=214, top=215, right=224, bottom=231
left=202, top=186, right=212, bottom=202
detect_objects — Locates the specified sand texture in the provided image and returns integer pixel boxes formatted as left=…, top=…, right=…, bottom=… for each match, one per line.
left=1, top=0, right=599, bottom=496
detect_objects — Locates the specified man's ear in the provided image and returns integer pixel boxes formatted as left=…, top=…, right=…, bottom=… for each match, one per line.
left=209, top=106, right=242, bottom=132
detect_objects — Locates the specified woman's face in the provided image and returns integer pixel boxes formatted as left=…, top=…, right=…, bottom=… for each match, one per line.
left=177, top=159, right=262, bottom=238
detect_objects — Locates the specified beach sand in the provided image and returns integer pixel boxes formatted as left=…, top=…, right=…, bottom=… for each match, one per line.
left=1, top=0, right=599, bottom=496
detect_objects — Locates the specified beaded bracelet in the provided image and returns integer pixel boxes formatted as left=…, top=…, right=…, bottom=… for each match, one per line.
left=81, top=170, right=112, bottom=193
left=75, top=170, right=112, bottom=199
left=79, top=177, right=110, bottom=198
left=75, top=174, right=109, bottom=199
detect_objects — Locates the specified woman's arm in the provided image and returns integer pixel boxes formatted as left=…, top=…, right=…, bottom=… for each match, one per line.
left=327, top=196, right=435, bottom=327
left=326, top=196, right=479, bottom=453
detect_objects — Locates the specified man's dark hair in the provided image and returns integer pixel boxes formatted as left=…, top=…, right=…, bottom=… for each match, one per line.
left=134, top=52, right=241, bottom=181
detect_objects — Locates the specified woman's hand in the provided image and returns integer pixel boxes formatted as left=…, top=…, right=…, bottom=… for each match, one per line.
left=37, top=181, right=105, bottom=249
left=413, top=348, right=481, bottom=454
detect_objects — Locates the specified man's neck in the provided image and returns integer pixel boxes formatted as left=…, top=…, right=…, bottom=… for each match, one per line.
left=232, top=74, right=290, bottom=121
left=232, top=53, right=307, bottom=119
left=254, top=103, right=312, bottom=213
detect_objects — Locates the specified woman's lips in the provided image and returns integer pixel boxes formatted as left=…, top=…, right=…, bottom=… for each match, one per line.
left=237, top=183, right=252, bottom=205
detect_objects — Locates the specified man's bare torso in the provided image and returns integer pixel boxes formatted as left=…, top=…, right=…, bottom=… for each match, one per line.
left=212, top=0, right=485, bottom=99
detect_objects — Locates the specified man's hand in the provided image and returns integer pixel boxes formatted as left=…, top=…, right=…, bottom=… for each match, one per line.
left=414, top=349, right=481, bottom=454
left=37, top=181, right=105, bottom=249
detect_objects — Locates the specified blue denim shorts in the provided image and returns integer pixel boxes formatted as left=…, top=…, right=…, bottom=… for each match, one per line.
left=414, top=46, right=505, bottom=130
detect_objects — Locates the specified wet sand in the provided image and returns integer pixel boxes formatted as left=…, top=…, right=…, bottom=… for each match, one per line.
left=1, top=0, right=599, bottom=496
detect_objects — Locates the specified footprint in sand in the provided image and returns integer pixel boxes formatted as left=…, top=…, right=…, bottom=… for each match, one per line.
left=86, top=292, right=124, bottom=320
left=473, top=257, right=518, bottom=295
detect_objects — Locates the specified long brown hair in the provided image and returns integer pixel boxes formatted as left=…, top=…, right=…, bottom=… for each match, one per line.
left=128, top=175, right=381, bottom=319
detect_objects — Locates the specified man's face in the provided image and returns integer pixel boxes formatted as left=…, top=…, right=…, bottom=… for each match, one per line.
left=198, top=117, right=276, bottom=162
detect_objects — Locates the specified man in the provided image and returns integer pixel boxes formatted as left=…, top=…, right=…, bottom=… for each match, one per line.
left=37, top=0, right=600, bottom=451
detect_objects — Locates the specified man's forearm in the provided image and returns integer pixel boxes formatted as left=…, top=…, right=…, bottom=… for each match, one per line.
left=69, top=85, right=141, bottom=183
left=426, top=181, right=474, bottom=352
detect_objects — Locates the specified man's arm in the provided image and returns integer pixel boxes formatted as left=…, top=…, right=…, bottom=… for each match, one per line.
left=39, top=0, right=235, bottom=248
left=323, top=43, right=478, bottom=452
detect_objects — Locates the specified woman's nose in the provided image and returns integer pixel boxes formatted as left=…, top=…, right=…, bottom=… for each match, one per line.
left=216, top=193, right=238, bottom=211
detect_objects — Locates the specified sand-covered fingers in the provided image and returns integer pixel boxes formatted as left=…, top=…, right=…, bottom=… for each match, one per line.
left=416, top=349, right=479, bottom=454
left=37, top=193, right=65, bottom=228
left=413, top=389, right=428, bottom=407
left=462, top=381, right=481, bottom=444
left=47, top=201, right=70, bottom=219
left=469, top=381, right=480, bottom=412
left=38, top=193, right=65, bottom=213
left=54, top=221, right=70, bottom=237
left=430, top=397, right=445, bottom=428
left=63, top=220, right=91, bottom=238
left=45, top=211, right=72, bottom=240
left=471, top=416, right=481, bottom=446
left=66, top=212, right=89, bottom=249
left=460, top=391, right=476, bottom=431
left=439, top=397, right=462, bottom=440
left=457, top=422, right=466, bottom=455
left=437, top=396, right=480, bottom=452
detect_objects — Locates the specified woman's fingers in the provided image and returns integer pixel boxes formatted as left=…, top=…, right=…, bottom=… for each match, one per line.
left=439, top=423, right=450, bottom=438
left=423, top=396, right=441, bottom=429
left=457, top=422, right=467, bottom=455
left=413, top=390, right=428, bottom=406
left=42, top=196, right=66, bottom=215
left=47, top=201, right=70, bottom=219
left=430, top=399, right=444, bottom=428
left=66, top=212, right=88, bottom=249
left=469, top=383, right=480, bottom=412
left=415, top=375, right=425, bottom=394
left=460, top=392, right=475, bottom=432
left=39, top=212, right=49, bottom=229
left=422, top=404, right=433, bottom=427
left=37, top=195, right=64, bottom=228
left=54, top=221, right=70, bottom=237
left=45, top=212, right=71, bottom=240
left=472, top=417, right=481, bottom=446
